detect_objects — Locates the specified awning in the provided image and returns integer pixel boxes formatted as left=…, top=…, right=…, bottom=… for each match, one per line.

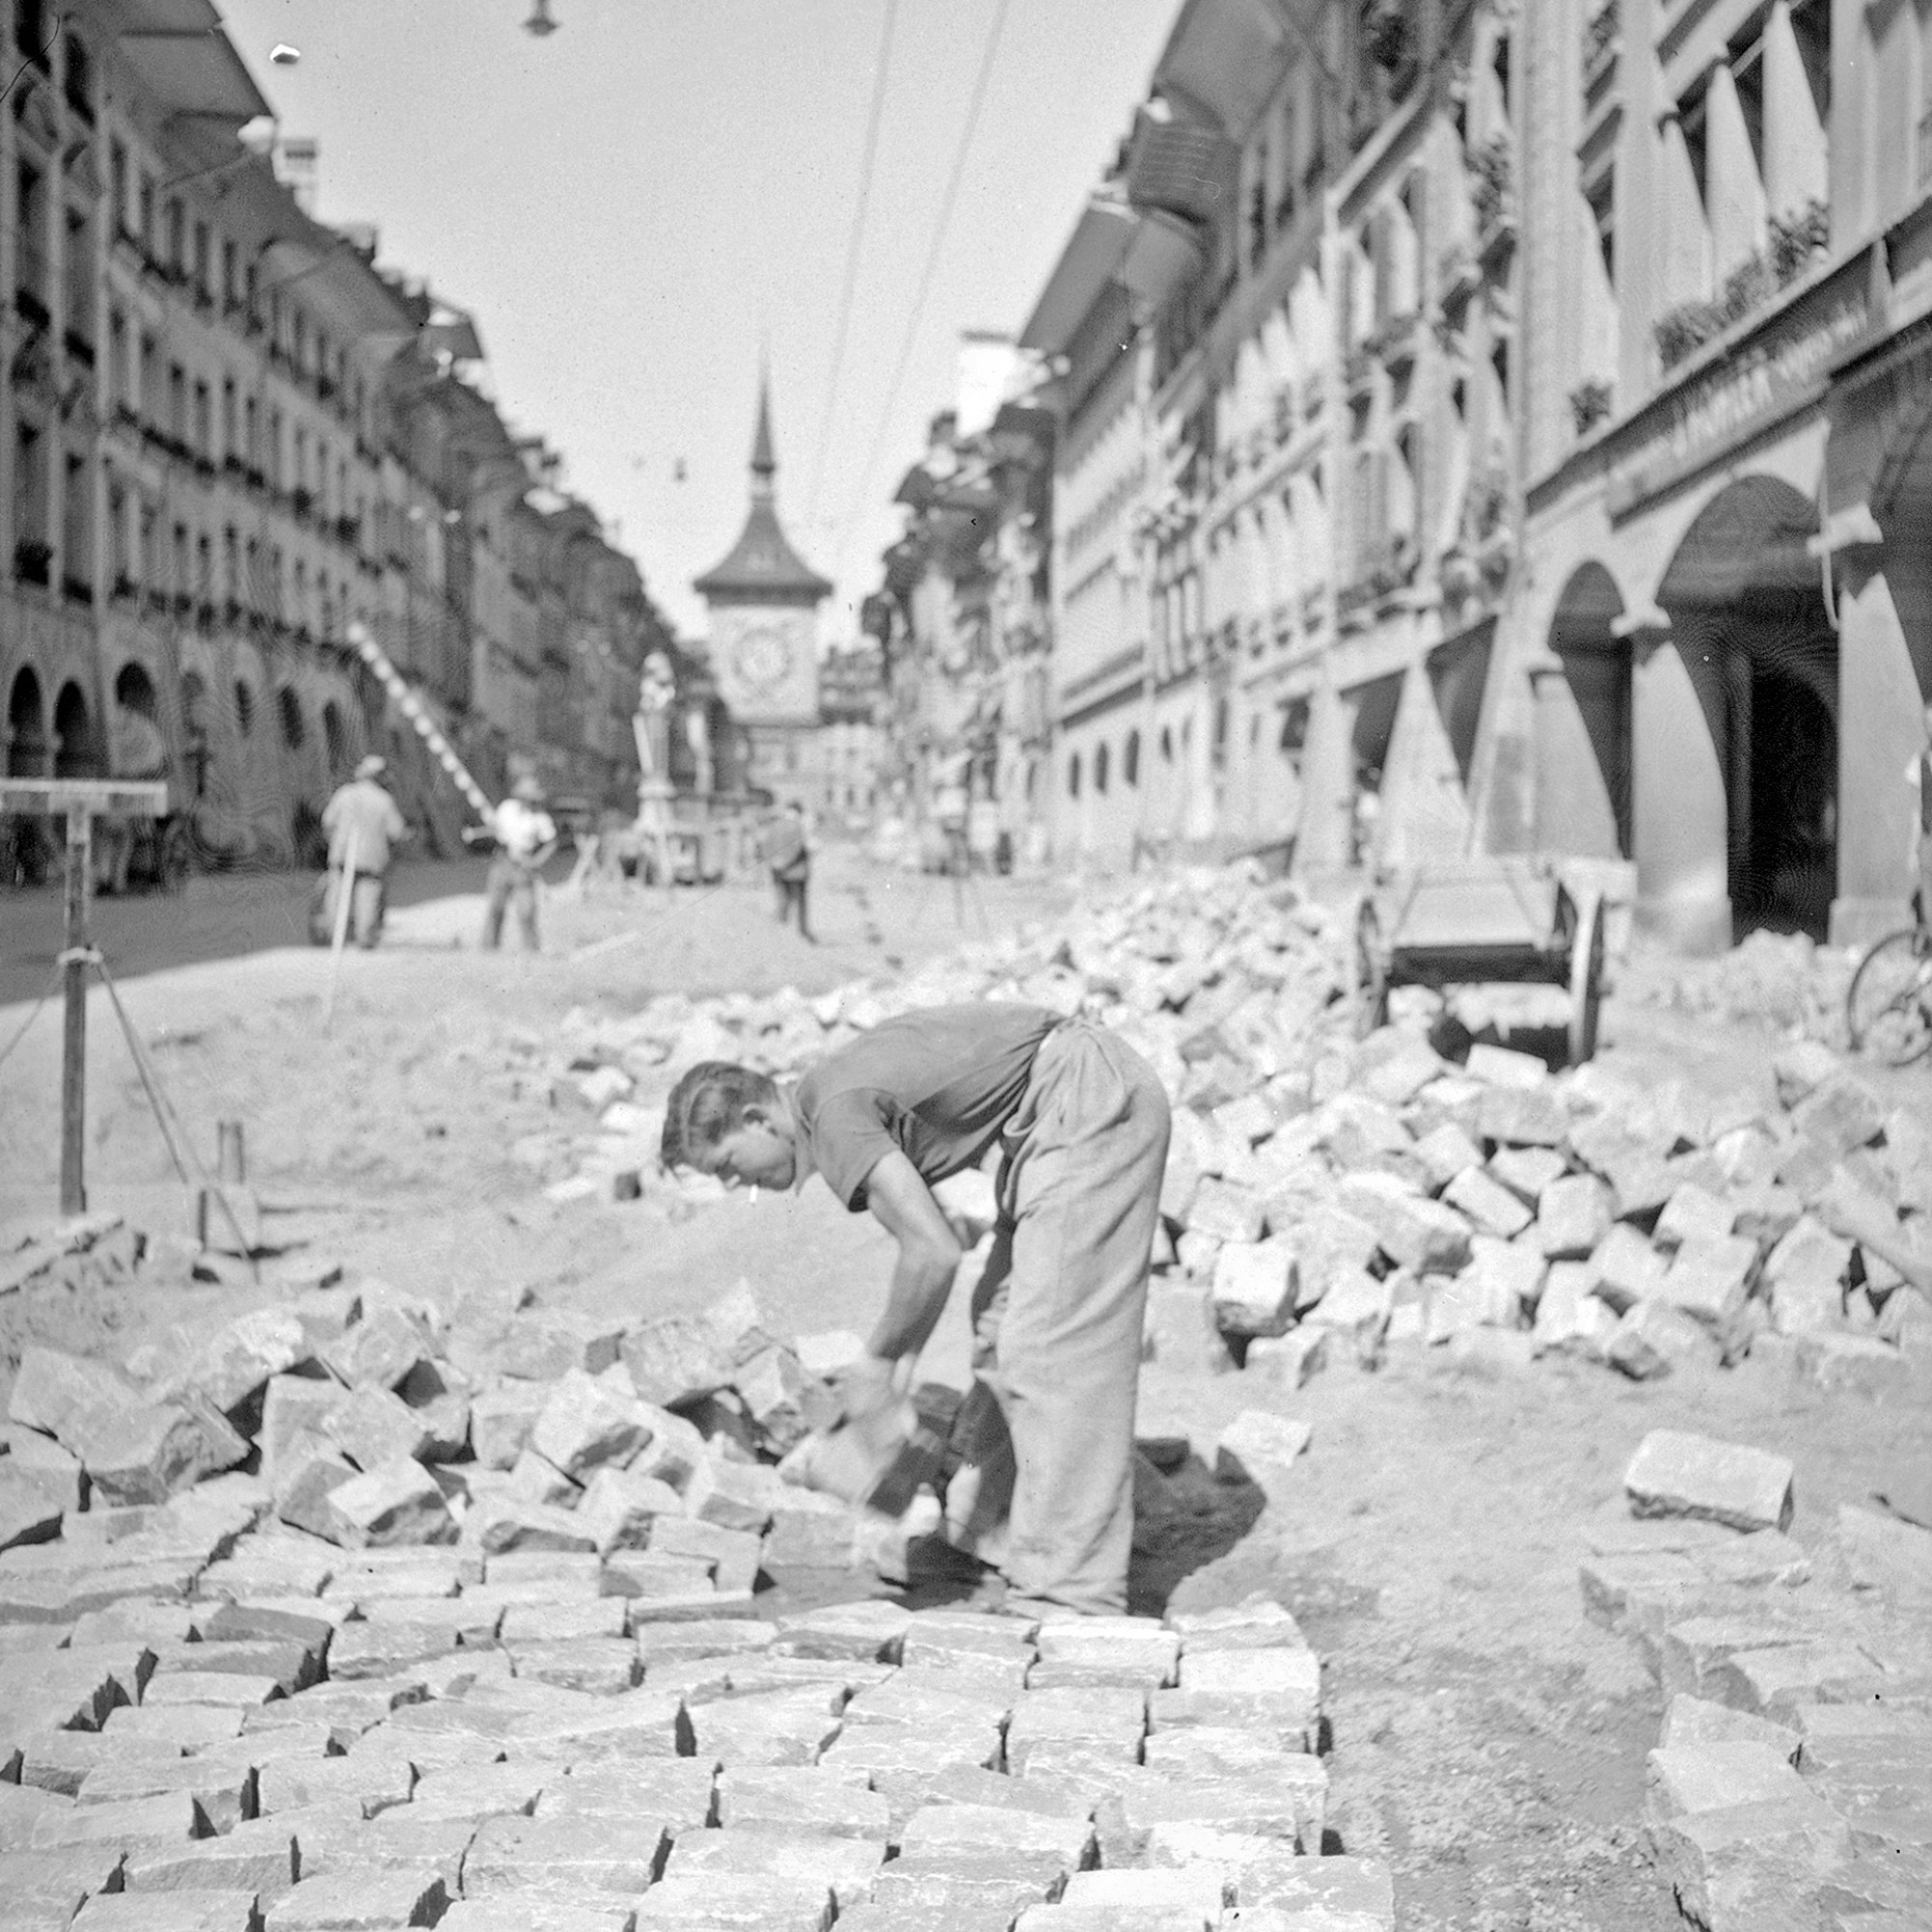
left=259, top=233, right=419, bottom=345
left=1152, top=0, right=1295, bottom=138
left=1118, top=208, right=1207, bottom=309
left=117, top=4, right=270, bottom=127
left=1019, top=197, right=1138, bottom=353
left=1122, top=106, right=1236, bottom=225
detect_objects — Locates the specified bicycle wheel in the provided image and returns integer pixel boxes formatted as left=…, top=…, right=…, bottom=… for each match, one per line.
left=1847, top=927, right=1932, bottom=1065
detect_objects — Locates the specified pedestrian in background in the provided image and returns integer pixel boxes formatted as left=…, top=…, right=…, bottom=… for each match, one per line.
left=763, top=799, right=813, bottom=941
left=319, top=754, right=409, bottom=948
left=480, top=772, right=557, bottom=951
left=97, top=697, right=172, bottom=895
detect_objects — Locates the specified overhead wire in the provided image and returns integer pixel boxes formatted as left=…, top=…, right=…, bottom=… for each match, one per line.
left=804, top=0, right=900, bottom=533
left=830, top=0, right=1013, bottom=590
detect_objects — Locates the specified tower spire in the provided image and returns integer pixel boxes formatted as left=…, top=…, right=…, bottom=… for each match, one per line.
left=751, top=369, right=776, bottom=491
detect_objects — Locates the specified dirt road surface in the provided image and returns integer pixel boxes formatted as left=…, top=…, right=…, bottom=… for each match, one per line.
left=3, top=847, right=1927, bottom=1930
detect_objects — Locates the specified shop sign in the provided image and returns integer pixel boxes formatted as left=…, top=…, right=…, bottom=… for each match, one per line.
left=1609, top=266, right=1881, bottom=518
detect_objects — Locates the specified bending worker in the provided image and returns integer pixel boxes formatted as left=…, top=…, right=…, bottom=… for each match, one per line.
left=661, top=1004, right=1170, bottom=1617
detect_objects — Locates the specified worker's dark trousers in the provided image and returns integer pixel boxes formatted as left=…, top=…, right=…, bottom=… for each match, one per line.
left=774, top=871, right=810, bottom=938
left=954, top=1019, right=1170, bottom=1615
left=483, top=857, right=540, bottom=950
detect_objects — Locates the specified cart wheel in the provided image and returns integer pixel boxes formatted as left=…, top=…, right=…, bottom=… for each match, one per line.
left=1354, top=898, right=1388, bottom=1038
left=1846, top=926, right=1932, bottom=1065
left=1567, top=890, right=1605, bottom=1065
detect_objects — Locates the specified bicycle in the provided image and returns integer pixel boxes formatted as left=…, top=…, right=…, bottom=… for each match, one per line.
left=1846, top=920, right=1932, bottom=1065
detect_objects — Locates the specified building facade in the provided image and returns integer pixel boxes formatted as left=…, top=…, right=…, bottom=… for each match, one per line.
left=863, top=337, right=1055, bottom=867
left=995, top=0, right=1930, bottom=952
left=1, top=0, right=671, bottom=882
left=816, top=639, right=885, bottom=829
left=1471, top=0, right=1931, bottom=951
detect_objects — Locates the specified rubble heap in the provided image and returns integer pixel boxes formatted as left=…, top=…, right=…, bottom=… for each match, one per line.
left=1, top=1276, right=894, bottom=1590
left=1639, top=928, right=1856, bottom=1045
left=536, top=867, right=1931, bottom=1397
left=1581, top=1426, right=1932, bottom=1929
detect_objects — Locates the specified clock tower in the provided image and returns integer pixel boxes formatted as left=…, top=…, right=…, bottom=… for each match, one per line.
left=694, top=379, right=832, bottom=802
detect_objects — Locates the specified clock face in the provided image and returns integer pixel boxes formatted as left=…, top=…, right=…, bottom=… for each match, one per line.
left=733, top=626, right=792, bottom=690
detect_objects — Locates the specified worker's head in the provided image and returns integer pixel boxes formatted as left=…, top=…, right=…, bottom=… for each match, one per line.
left=355, top=754, right=386, bottom=781
left=512, top=773, right=547, bottom=804
left=661, top=1061, right=795, bottom=1190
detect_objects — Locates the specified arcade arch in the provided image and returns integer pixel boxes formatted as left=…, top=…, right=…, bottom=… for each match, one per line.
left=6, top=667, right=46, bottom=774
left=1654, top=475, right=1833, bottom=939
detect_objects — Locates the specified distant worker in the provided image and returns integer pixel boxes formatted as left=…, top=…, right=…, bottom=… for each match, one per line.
left=319, top=754, right=409, bottom=948
left=763, top=799, right=813, bottom=942
left=1910, top=697, right=1932, bottom=927
left=98, top=697, right=172, bottom=895
left=480, top=772, right=558, bottom=951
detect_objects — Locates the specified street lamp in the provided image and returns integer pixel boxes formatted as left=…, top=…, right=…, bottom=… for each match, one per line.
left=524, top=2, right=558, bottom=37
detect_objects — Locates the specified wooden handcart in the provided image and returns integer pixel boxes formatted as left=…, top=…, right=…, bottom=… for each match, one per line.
left=1353, top=858, right=1606, bottom=1065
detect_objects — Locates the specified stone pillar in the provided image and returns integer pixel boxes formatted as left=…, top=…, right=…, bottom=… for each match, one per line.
left=1530, top=654, right=1623, bottom=859
left=1619, top=610, right=1732, bottom=952
left=1825, top=528, right=1924, bottom=944
left=1761, top=0, right=1829, bottom=218
left=1293, top=676, right=1354, bottom=876
left=1654, top=111, right=1715, bottom=324
left=1705, top=62, right=1769, bottom=282
left=1381, top=655, right=1469, bottom=867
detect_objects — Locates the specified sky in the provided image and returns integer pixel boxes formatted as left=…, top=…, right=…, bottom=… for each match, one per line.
left=218, top=0, right=1179, bottom=644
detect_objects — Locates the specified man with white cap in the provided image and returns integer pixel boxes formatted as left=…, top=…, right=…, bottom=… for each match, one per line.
left=320, top=754, right=410, bottom=948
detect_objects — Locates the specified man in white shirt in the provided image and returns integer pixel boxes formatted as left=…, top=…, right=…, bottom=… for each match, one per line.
left=481, top=772, right=557, bottom=951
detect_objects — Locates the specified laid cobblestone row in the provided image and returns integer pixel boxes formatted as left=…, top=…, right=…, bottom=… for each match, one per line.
left=1578, top=1426, right=1932, bottom=1930
left=0, top=1465, right=1385, bottom=1932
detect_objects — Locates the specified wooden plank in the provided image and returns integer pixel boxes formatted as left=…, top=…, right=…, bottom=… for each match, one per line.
left=0, top=779, right=169, bottom=818
left=60, top=810, right=90, bottom=1216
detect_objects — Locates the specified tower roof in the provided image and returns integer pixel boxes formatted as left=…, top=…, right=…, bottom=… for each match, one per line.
left=694, top=377, right=832, bottom=603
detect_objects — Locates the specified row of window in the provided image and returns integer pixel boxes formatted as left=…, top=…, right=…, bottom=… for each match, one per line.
left=12, top=428, right=362, bottom=633
left=1065, top=695, right=1313, bottom=806
left=102, top=311, right=368, bottom=518
left=1067, top=728, right=1145, bottom=799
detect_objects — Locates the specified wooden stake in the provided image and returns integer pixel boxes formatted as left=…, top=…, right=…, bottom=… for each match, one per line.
left=59, top=807, right=90, bottom=1216
left=322, top=827, right=359, bottom=1034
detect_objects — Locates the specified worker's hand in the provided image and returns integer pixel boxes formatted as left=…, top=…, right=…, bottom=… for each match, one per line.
left=830, top=1353, right=901, bottom=1428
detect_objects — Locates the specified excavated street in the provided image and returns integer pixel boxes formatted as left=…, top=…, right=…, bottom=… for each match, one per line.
left=1, top=846, right=1928, bottom=1932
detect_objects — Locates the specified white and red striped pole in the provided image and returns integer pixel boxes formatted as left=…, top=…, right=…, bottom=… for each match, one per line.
left=345, top=620, right=494, bottom=819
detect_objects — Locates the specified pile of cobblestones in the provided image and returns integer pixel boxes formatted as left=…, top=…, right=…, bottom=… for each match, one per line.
left=1, top=1273, right=882, bottom=1589
left=1637, top=928, right=1856, bottom=1044
left=1582, top=1425, right=1932, bottom=1929
left=537, top=867, right=1932, bottom=1399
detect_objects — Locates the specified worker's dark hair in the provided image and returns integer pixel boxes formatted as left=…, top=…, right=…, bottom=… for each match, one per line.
left=661, top=1061, right=779, bottom=1169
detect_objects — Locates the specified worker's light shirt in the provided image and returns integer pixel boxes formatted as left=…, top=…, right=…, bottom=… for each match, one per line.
left=492, top=799, right=556, bottom=861
left=796, top=1003, right=1063, bottom=1210
left=322, top=779, right=407, bottom=874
